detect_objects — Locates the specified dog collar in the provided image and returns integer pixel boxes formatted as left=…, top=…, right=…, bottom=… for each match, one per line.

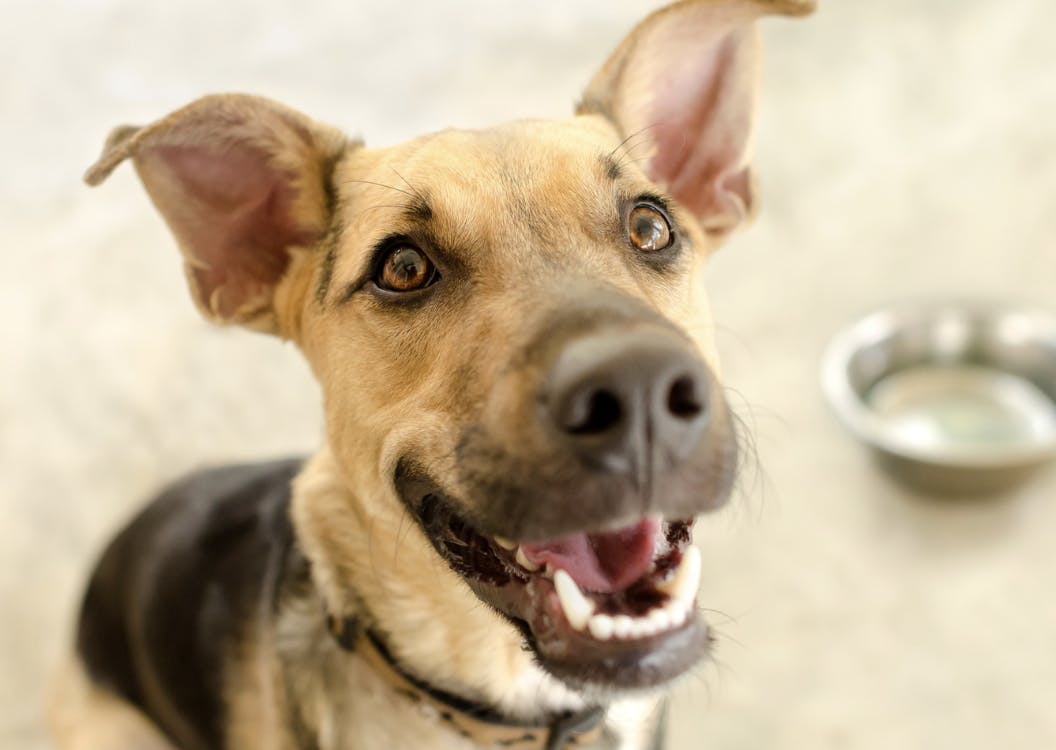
left=326, top=615, right=606, bottom=750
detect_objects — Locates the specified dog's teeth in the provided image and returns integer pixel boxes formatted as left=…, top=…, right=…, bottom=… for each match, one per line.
left=634, top=619, right=658, bottom=639
left=588, top=614, right=614, bottom=640
left=554, top=570, right=594, bottom=630
left=493, top=536, right=517, bottom=551
left=613, top=615, right=634, bottom=639
left=657, top=545, right=702, bottom=606
left=555, top=547, right=700, bottom=641
left=515, top=546, right=540, bottom=572
left=647, top=608, right=671, bottom=631
left=664, top=600, right=688, bottom=628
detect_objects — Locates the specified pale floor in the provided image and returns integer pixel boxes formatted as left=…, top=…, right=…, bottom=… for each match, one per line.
left=2, top=1, right=1055, bottom=748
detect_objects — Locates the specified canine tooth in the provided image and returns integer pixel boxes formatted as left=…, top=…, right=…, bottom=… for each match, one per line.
left=588, top=614, right=614, bottom=640
left=613, top=615, right=634, bottom=639
left=515, top=546, right=540, bottom=572
left=493, top=536, right=517, bottom=551
left=658, top=545, right=702, bottom=605
left=554, top=570, right=594, bottom=630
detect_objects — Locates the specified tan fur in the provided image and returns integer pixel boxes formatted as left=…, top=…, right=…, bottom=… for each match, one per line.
left=47, top=657, right=178, bottom=750
left=55, top=2, right=814, bottom=747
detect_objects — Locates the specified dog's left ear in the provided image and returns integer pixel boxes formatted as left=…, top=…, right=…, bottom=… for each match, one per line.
left=580, top=0, right=815, bottom=239
left=85, top=94, right=348, bottom=334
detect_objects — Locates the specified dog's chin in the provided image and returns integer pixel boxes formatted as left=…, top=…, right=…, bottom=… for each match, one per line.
left=408, top=490, right=710, bottom=694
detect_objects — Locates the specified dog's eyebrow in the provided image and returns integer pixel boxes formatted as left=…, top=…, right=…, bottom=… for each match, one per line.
left=601, top=153, right=624, bottom=183
left=400, top=195, right=433, bottom=224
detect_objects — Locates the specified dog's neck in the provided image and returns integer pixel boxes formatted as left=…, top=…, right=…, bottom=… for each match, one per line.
left=324, top=613, right=607, bottom=749
left=287, top=448, right=665, bottom=749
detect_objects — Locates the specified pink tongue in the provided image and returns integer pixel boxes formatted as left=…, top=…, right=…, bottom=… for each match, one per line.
left=520, top=518, right=660, bottom=593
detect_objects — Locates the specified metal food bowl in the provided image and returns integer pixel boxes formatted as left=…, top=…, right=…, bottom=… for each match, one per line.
left=822, top=301, right=1056, bottom=495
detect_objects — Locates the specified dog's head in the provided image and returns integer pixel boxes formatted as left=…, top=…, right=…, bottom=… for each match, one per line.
left=88, top=0, right=813, bottom=700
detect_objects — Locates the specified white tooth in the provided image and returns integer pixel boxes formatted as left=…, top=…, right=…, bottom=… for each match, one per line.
left=588, top=614, right=614, bottom=640
left=658, top=545, right=702, bottom=605
left=666, top=602, right=688, bottom=628
left=493, top=536, right=517, bottom=551
left=635, top=620, right=658, bottom=638
left=648, top=608, right=671, bottom=631
left=679, top=546, right=702, bottom=603
left=554, top=570, right=594, bottom=630
left=515, top=546, right=540, bottom=572
left=613, top=615, right=634, bottom=639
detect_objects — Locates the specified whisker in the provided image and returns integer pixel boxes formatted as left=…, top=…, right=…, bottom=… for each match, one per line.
left=610, top=123, right=661, bottom=172
left=358, top=203, right=421, bottom=216
left=607, top=123, right=657, bottom=163
left=390, top=167, right=428, bottom=205
left=340, top=178, right=418, bottom=200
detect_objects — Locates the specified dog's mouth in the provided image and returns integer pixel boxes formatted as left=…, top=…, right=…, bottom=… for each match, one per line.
left=415, top=492, right=708, bottom=691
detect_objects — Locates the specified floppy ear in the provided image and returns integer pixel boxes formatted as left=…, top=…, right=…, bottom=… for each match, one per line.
left=580, top=0, right=815, bottom=239
left=85, top=94, right=348, bottom=333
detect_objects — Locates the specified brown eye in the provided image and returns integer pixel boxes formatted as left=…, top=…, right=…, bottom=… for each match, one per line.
left=628, top=204, right=673, bottom=252
left=377, top=245, right=437, bottom=292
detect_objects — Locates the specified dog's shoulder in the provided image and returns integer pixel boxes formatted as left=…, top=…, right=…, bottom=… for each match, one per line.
left=76, top=457, right=304, bottom=750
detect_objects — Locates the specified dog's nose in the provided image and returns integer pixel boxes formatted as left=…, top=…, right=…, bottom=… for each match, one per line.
left=545, top=330, right=711, bottom=476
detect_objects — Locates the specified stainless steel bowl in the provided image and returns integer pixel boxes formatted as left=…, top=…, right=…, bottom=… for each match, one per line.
left=822, top=301, right=1056, bottom=494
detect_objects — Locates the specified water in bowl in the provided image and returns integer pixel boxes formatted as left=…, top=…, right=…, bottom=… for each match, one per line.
left=868, top=364, right=1056, bottom=460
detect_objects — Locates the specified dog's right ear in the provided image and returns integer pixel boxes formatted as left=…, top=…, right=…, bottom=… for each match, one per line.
left=85, top=94, right=348, bottom=334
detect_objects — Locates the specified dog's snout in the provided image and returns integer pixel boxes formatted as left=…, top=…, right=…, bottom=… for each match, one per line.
left=545, top=331, right=711, bottom=476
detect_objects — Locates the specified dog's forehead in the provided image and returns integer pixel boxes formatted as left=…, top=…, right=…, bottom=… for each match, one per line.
left=334, top=115, right=645, bottom=231
left=365, top=115, right=628, bottom=184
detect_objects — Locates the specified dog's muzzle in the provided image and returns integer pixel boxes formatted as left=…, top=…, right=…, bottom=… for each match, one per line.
left=395, top=310, right=738, bottom=691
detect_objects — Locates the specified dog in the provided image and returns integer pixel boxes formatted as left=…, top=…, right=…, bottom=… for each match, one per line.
left=47, top=1, right=814, bottom=748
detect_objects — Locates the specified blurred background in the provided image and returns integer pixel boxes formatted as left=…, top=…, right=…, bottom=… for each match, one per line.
left=2, top=0, right=1054, bottom=747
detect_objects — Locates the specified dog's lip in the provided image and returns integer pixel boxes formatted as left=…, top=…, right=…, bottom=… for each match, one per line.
left=404, top=485, right=708, bottom=687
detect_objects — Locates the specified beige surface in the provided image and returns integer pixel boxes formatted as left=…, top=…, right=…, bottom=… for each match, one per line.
left=3, top=1, right=1054, bottom=748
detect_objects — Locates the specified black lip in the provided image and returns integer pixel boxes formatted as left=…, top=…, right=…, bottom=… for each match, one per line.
left=515, top=614, right=711, bottom=691
left=391, top=459, right=710, bottom=690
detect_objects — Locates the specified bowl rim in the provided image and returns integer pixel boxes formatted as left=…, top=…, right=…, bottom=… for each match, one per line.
left=821, top=300, right=1056, bottom=469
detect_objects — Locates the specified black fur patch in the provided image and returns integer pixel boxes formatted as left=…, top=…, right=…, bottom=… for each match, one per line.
left=76, top=458, right=303, bottom=750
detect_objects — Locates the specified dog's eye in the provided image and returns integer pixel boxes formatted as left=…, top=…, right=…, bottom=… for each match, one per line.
left=627, top=204, right=673, bottom=253
left=376, top=245, right=438, bottom=292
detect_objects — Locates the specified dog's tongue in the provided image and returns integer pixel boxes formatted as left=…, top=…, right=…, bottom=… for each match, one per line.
left=520, top=518, right=660, bottom=593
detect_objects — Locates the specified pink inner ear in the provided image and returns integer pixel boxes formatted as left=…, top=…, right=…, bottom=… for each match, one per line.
left=646, top=30, right=754, bottom=229
left=155, top=144, right=315, bottom=320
